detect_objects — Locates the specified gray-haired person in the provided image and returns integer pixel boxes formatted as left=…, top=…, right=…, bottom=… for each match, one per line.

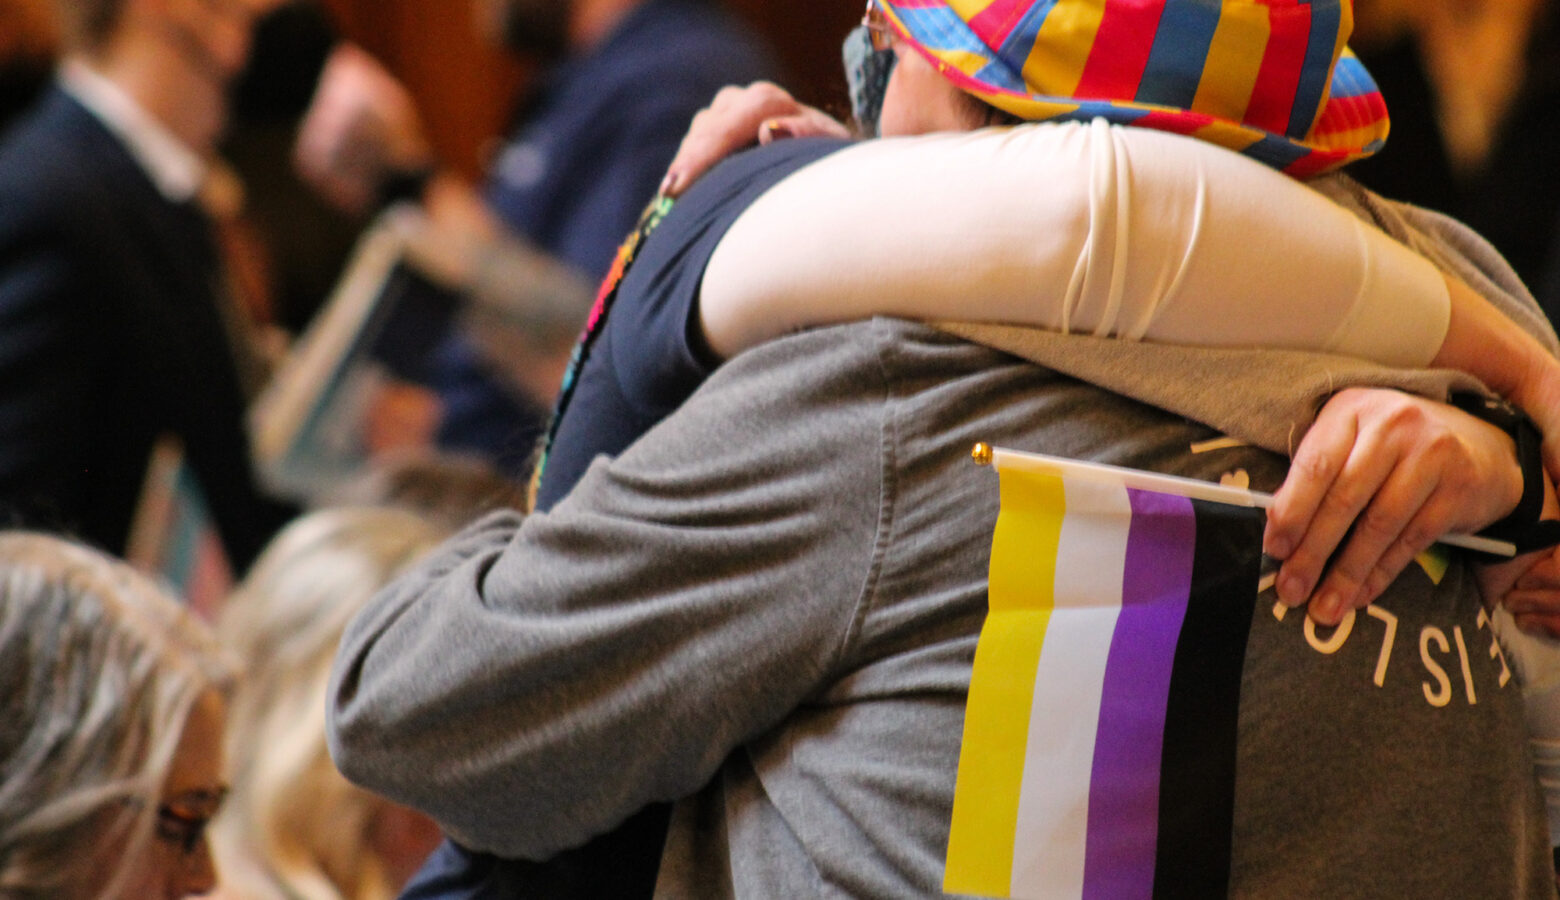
left=0, top=532, right=232, bottom=898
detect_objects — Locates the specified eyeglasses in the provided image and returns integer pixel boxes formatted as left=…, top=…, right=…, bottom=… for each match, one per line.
left=154, top=788, right=226, bottom=856
left=862, top=0, right=894, bottom=52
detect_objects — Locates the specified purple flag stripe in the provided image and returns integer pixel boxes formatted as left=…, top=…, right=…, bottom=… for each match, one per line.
left=1081, top=488, right=1197, bottom=899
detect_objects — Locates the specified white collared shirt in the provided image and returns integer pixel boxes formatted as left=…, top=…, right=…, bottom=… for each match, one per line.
left=58, top=57, right=207, bottom=204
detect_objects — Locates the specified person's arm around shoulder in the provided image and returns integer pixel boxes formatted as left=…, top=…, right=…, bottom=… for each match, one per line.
left=697, top=119, right=1450, bottom=364
left=327, top=329, right=891, bottom=859
left=668, top=91, right=1560, bottom=493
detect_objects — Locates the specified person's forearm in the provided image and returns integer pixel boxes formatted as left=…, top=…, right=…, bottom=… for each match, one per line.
left=1436, top=273, right=1560, bottom=441
left=700, top=118, right=1448, bottom=366
left=326, top=350, right=885, bottom=858
left=702, top=117, right=1560, bottom=460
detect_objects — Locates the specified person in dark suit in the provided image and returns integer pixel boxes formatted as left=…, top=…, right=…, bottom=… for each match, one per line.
left=0, top=0, right=293, bottom=573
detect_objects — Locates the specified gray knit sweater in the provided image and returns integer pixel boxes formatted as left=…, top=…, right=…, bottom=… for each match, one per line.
left=331, top=310, right=1553, bottom=896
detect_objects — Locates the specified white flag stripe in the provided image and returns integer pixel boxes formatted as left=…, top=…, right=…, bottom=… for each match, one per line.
left=1011, top=477, right=1132, bottom=898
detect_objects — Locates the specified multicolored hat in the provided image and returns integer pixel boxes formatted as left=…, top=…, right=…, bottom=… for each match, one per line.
left=877, top=0, right=1389, bottom=176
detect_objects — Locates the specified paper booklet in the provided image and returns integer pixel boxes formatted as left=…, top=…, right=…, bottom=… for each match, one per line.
left=125, top=435, right=232, bottom=620
left=249, top=206, right=592, bottom=503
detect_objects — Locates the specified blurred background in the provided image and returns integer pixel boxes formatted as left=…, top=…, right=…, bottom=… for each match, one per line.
left=0, top=0, right=859, bottom=326
left=313, top=0, right=857, bottom=183
left=7, top=0, right=1552, bottom=320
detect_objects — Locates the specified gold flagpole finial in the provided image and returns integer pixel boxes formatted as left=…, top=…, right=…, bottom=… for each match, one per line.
left=971, top=443, right=993, bottom=466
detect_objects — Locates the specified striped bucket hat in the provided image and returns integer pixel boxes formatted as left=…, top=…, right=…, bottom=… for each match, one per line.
left=876, top=0, right=1389, bottom=176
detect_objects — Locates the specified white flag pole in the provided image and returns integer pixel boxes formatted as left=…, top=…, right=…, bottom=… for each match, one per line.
left=971, top=443, right=1516, bottom=558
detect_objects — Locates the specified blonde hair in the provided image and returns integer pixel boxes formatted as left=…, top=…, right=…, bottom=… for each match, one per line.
left=210, top=507, right=446, bottom=900
left=329, top=449, right=531, bottom=530
left=0, top=531, right=231, bottom=899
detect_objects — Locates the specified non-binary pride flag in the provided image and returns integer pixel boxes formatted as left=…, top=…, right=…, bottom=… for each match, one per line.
left=946, top=448, right=1264, bottom=899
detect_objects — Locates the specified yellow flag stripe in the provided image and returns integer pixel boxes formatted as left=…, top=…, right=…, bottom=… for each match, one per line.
left=1414, top=546, right=1450, bottom=585
left=988, top=468, right=1065, bottom=612
left=945, top=469, right=1065, bottom=895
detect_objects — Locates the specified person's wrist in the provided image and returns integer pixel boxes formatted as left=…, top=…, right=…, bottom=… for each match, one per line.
left=1506, top=353, right=1560, bottom=480
left=1506, top=345, right=1541, bottom=404
left=1450, top=392, right=1560, bottom=555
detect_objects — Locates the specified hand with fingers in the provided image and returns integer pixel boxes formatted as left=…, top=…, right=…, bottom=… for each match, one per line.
left=1478, top=472, right=1560, bottom=637
left=1264, top=387, right=1526, bottom=625
left=294, top=44, right=435, bottom=217
left=659, top=82, right=851, bottom=199
left=1488, top=549, right=1560, bottom=638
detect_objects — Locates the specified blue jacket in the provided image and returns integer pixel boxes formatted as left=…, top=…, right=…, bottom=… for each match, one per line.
left=430, top=0, right=779, bottom=477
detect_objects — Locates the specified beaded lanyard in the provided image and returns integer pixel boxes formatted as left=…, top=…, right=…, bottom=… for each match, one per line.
left=529, top=193, right=676, bottom=499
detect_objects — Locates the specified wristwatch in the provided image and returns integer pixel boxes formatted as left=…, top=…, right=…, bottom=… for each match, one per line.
left=1449, top=392, right=1560, bottom=555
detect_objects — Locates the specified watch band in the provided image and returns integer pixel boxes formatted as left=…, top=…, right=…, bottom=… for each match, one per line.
left=1449, top=392, right=1560, bottom=556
